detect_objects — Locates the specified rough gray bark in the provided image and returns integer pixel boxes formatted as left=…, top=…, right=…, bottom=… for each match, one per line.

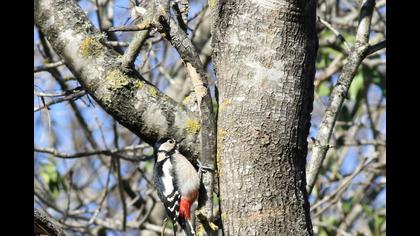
left=34, top=208, right=67, bottom=236
left=212, top=0, right=317, bottom=235
left=34, top=0, right=201, bottom=158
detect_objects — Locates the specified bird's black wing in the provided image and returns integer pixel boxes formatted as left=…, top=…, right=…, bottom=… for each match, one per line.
left=153, top=160, right=181, bottom=232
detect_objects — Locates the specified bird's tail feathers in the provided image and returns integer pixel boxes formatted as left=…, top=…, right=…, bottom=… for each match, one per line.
left=179, top=218, right=196, bottom=236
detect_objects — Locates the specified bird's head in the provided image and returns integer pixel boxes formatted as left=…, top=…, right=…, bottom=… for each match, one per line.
left=154, top=137, right=185, bottom=157
left=155, top=138, right=176, bottom=152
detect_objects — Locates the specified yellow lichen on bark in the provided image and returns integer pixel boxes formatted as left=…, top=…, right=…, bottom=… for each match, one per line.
left=79, top=37, right=103, bottom=58
left=186, top=119, right=201, bottom=134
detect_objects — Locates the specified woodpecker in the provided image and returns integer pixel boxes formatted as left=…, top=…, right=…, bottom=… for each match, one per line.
left=153, top=138, right=200, bottom=236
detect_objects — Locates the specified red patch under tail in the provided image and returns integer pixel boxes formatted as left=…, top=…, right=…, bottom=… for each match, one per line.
left=179, top=197, right=191, bottom=219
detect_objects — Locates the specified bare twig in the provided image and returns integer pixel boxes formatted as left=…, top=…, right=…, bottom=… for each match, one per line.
left=34, top=90, right=87, bottom=112
left=311, top=156, right=375, bottom=213
left=367, top=40, right=386, bottom=55
left=88, top=167, right=112, bottom=224
left=119, top=27, right=151, bottom=69
left=336, top=140, right=385, bottom=147
left=63, top=170, right=73, bottom=221
left=105, top=41, right=130, bottom=47
left=34, top=144, right=150, bottom=161
left=318, top=17, right=351, bottom=52
left=176, top=0, right=189, bottom=26
left=172, top=1, right=188, bottom=32
left=315, top=54, right=344, bottom=87
left=312, top=220, right=355, bottom=236
left=306, top=0, right=377, bottom=194
left=34, top=87, right=83, bottom=97
left=34, top=60, right=65, bottom=73
left=112, top=122, right=127, bottom=231
left=137, top=197, right=155, bottom=225
left=108, top=24, right=152, bottom=32
left=161, top=218, right=168, bottom=236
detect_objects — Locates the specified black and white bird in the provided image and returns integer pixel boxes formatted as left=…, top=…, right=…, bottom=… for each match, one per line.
left=153, top=138, right=200, bottom=236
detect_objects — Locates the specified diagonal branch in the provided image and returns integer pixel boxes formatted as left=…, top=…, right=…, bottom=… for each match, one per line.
left=34, top=0, right=201, bottom=157
left=367, top=39, right=386, bottom=55
left=108, top=24, right=152, bottom=32
left=34, top=208, right=67, bottom=236
left=34, top=90, right=87, bottom=112
left=318, top=17, right=351, bottom=52
left=118, top=2, right=157, bottom=69
left=157, top=8, right=217, bottom=235
left=306, top=0, right=379, bottom=194
left=34, top=60, right=65, bottom=73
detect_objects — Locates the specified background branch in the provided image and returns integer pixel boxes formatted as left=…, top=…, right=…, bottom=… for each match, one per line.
left=306, top=0, right=378, bottom=194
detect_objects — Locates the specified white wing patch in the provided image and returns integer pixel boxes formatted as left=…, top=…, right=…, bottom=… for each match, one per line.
left=162, top=161, right=174, bottom=195
left=167, top=192, right=179, bottom=202
left=168, top=201, right=179, bottom=212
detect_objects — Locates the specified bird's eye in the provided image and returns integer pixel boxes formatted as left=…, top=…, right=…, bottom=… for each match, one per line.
left=169, top=140, right=174, bottom=144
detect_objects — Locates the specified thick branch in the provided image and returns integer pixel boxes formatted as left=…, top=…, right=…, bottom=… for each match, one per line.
left=34, top=208, right=67, bottom=236
left=160, top=13, right=217, bottom=235
left=34, top=0, right=200, bottom=157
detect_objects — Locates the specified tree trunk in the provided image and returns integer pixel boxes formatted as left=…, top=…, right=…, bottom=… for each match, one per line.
left=212, top=0, right=317, bottom=235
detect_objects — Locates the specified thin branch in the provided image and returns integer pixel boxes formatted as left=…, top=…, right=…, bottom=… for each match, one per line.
left=355, top=0, right=376, bottom=43
left=142, top=222, right=174, bottom=236
left=318, top=17, right=351, bottom=52
left=306, top=0, right=377, bottom=194
left=108, top=24, right=152, bottom=32
left=177, top=0, right=189, bottom=26
left=336, top=140, right=385, bottom=147
left=137, top=197, right=155, bottom=226
left=95, top=0, right=103, bottom=31
left=34, top=144, right=150, bottom=161
left=188, top=4, right=208, bottom=23
left=172, top=1, right=188, bottom=32
left=34, top=87, right=83, bottom=97
left=88, top=167, right=112, bottom=224
left=367, top=40, right=386, bottom=55
left=119, top=26, right=151, bottom=68
left=311, top=156, right=376, bottom=217
left=161, top=218, right=168, bottom=236
left=105, top=41, right=130, bottom=47
left=34, top=90, right=87, bottom=112
left=34, top=60, right=65, bottom=73
left=315, top=54, right=344, bottom=88
left=112, top=122, right=127, bottom=231
left=312, top=220, right=355, bottom=236
left=63, top=170, right=73, bottom=221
